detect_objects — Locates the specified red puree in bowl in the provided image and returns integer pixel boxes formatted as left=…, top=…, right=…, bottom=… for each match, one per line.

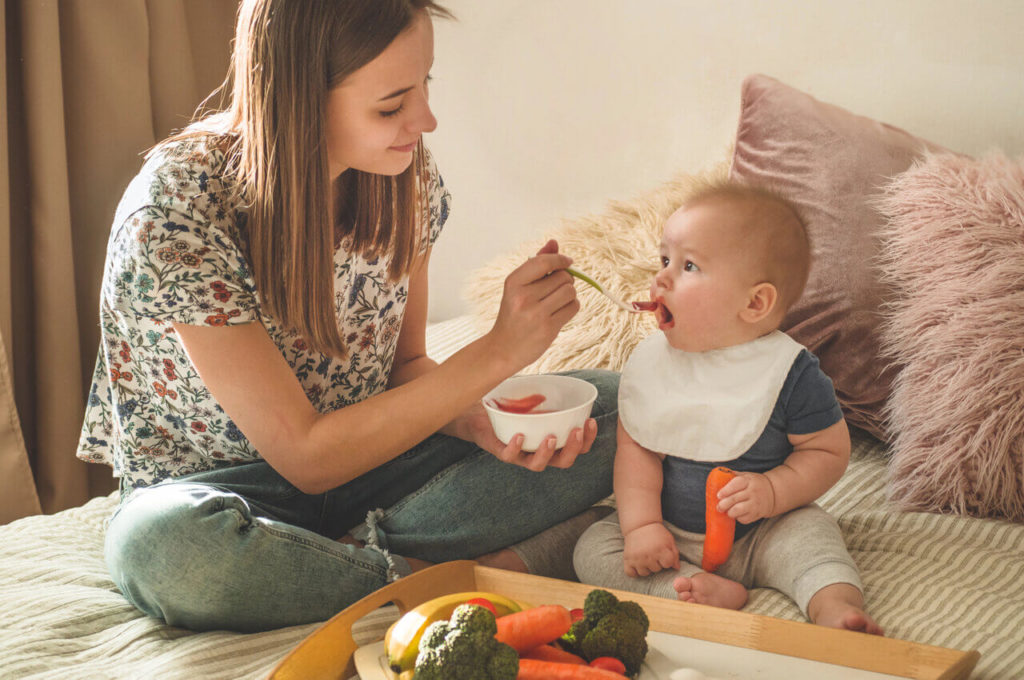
left=490, top=394, right=551, bottom=414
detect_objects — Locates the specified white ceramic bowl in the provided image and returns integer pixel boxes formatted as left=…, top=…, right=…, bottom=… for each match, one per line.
left=482, top=374, right=598, bottom=452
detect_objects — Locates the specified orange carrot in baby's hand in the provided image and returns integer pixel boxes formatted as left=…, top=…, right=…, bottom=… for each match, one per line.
left=494, top=604, right=572, bottom=654
left=702, top=466, right=737, bottom=573
left=516, top=658, right=626, bottom=679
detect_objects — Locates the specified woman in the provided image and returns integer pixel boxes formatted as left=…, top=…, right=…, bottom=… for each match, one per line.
left=77, top=0, right=617, bottom=632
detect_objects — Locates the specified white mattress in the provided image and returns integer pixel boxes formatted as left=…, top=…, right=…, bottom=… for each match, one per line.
left=1, top=317, right=1022, bottom=679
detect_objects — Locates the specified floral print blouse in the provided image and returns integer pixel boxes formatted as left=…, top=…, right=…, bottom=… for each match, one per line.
left=76, top=135, right=451, bottom=494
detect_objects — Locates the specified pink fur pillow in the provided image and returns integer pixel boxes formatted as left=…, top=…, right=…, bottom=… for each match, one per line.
left=877, top=151, right=1024, bottom=521
left=730, top=74, right=946, bottom=441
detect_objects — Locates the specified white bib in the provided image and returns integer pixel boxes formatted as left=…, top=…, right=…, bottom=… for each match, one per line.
left=619, top=331, right=804, bottom=461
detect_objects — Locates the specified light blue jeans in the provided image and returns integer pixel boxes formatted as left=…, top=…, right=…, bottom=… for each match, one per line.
left=104, top=369, right=618, bottom=632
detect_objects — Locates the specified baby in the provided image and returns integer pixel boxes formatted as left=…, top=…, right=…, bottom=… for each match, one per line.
left=574, top=180, right=883, bottom=634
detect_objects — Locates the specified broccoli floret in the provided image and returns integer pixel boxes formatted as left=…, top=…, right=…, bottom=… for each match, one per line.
left=559, top=588, right=618, bottom=656
left=581, top=611, right=648, bottom=676
left=558, top=618, right=586, bottom=656
left=614, top=600, right=650, bottom=632
left=558, top=589, right=650, bottom=677
left=582, top=588, right=620, bottom=623
left=419, top=620, right=450, bottom=651
left=486, top=643, right=519, bottom=678
left=413, top=603, right=518, bottom=680
left=449, top=602, right=498, bottom=636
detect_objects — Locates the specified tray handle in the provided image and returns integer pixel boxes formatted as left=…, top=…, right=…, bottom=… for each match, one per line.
left=266, top=560, right=479, bottom=680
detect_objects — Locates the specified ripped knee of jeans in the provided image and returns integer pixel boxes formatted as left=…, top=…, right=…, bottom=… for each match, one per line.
left=351, top=508, right=411, bottom=582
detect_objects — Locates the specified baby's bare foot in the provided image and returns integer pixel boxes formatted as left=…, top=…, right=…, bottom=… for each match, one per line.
left=807, top=583, right=884, bottom=636
left=816, top=606, right=885, bottom=635
left=673, top=572, right=748, bottom=610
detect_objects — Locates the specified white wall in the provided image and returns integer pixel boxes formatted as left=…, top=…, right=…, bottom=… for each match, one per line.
left=425, top=0, right=1024, bottom=321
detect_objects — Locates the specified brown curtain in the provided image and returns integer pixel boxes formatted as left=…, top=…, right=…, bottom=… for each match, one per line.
left=1, top=0, right=238, bottom=523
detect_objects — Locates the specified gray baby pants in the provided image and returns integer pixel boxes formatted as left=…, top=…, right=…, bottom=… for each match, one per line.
left=573, top=503, right=862, bottom=615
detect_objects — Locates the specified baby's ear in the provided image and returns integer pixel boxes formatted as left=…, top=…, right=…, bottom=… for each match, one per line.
left=741, top=282, right=778, bottom=324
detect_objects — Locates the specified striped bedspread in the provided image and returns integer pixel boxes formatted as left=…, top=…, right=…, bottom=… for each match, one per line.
left=1, top=317, right=1021, bottom=679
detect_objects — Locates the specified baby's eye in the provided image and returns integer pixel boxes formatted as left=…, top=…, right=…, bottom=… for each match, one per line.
left=683, top=260, right=700, bottom=273
left=660, top=256, right=670, bottom=268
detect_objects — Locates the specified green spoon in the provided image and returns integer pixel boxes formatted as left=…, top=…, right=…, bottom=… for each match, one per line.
left=567, top=267, right=656, bottom=313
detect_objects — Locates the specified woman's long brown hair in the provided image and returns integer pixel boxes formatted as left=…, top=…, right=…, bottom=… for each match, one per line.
left=164, top=0, right=451, bottom=359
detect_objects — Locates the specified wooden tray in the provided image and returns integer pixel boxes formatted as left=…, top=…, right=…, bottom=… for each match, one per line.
left=266, top=561, right=979, bottom=680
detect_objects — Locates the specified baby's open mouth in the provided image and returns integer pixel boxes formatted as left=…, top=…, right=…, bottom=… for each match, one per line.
left=656, top=300, right=674, bottom=328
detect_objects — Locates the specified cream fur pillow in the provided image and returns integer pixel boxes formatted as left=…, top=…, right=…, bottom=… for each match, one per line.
left=463, top=162, right=728, bottom=375
left=877, top=151, right=1024, bottom=521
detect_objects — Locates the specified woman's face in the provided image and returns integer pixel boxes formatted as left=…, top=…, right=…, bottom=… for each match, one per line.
left=325, top=10, right=437, bottom=179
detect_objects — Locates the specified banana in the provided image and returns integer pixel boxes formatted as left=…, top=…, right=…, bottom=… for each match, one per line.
left=384, top=591, right=525, bottom=674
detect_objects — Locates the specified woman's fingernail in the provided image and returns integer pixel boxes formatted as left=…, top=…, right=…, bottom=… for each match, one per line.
left=575, top=430, right=583, bottom=444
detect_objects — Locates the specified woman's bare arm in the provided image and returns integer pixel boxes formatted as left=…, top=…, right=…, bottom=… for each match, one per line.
left=386, top=251, right=436, bottom=388
left=173, top=246, right=579, bottom=494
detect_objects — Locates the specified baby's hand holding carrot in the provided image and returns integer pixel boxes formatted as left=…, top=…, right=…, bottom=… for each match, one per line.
left=715, top=471, right=775, bottom=524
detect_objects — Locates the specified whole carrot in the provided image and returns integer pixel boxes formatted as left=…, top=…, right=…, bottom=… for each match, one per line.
left=516, top=658, right=626, bottom=679
left=701, top=466, right=737, bottom=573
left=521, top=643, right=587, bottom=665
left=495, top=604, right=572, bottom=654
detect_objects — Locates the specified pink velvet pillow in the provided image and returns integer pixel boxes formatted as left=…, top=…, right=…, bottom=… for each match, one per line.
left=729, top=74, right=945, bottom=440
left=876, top=151, right=1024, bottom=521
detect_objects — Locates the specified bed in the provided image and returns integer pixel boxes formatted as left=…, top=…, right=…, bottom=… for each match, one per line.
left=1, top=317, right=1022, bottom=679
left=3, top=74, right=1023, bottom=679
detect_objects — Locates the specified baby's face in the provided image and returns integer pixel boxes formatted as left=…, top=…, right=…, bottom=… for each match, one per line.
left=650, top=202, right=760, bottom=352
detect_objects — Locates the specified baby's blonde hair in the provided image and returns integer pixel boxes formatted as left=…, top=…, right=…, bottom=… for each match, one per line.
left=682, top=178, right=810, bottom=315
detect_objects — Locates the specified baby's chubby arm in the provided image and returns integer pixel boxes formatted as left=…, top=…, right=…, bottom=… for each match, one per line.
left=614, top=419, right=680, bottom=576
left=715, top=418, right=851, bottom=524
